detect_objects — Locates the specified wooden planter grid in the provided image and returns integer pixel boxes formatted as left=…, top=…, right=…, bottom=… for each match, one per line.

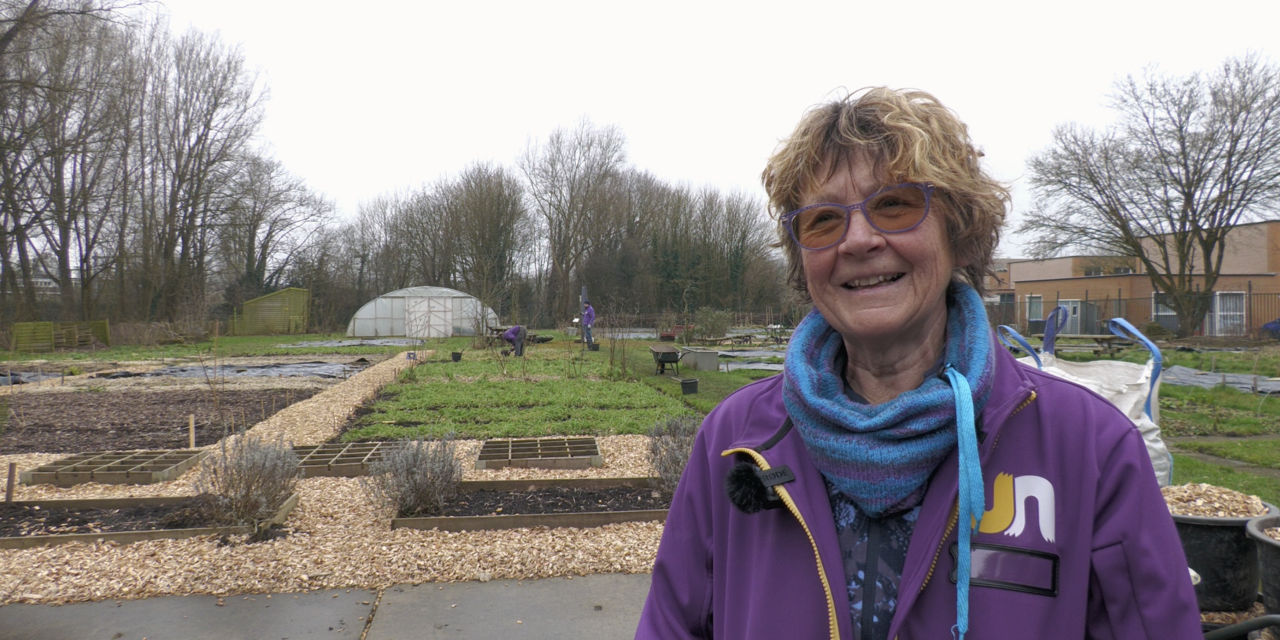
left=19, top=449, right=207, bottom=487
left=475, top=436, right=603, bottom=470
left=293, top=441, right=407, bottom=478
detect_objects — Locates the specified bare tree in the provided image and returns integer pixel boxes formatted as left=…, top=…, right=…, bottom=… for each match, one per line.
left=135, top=26, right=264, bottom=321
left=0, top=26, right=47, bottom=319
left=518, top=118, right=627, bottom=322
left=216, top=152, right=331, bottom=309
left=0, top=0, right=142, bottom=63
left=29, top=12, right=129, bottom=319
left=445, top=161, right=528, bottom=320
left=1020, top=53, right=1280, bottom=336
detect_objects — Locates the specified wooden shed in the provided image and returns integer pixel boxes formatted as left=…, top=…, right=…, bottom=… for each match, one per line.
left=232, top=288, right=310, bottom=335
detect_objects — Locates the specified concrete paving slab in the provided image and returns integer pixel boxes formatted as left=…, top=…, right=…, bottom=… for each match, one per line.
left=0, top=588, right=377, bottom=640
left=368, top=574, right=651, bottom=640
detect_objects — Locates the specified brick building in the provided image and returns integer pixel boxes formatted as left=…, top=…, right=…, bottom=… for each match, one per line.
left=1003, top=220, right=1280, bottom=336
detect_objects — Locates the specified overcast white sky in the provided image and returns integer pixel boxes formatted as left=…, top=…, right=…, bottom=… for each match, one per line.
left=157, top=0, right=1278, bottom=258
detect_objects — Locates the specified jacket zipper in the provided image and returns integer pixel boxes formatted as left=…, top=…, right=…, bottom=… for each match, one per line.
left=918, top=389, right=1037, bottom=593
left=723, top=447, right=840, bottom=640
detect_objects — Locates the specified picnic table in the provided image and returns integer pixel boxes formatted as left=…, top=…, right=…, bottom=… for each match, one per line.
left=764, top=325, right=791, bottom=345
left=1033, top=333, right=1132, bottom=357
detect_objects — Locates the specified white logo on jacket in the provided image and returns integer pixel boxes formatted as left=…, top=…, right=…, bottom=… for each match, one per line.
left=979, top=473, right=1056, bottom=543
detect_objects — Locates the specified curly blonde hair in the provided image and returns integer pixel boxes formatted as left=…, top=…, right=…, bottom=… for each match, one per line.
left=762, top=87, right=1009, bottom=298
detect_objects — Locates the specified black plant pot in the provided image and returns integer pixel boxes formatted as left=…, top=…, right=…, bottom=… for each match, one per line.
left=451, top=352, right=462, bottom=362
left=588, top=343, right=600, bottom=352
left=1247, top=513, right=1280, bottom=620
left=1173, top=502, right=1276, bottom=611
left=680, top=378, right=698, bottom=395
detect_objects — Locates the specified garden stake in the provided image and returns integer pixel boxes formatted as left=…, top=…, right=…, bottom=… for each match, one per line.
left=5, top=462, right=15, bottom=502
left=189, top=414, right=196, bottom=449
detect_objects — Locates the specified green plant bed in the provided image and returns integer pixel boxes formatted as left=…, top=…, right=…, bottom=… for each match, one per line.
left=1159, top=385, right=1280, bottom=437
left=1171, top=454, right=1280, bottom=507
left=1177, top=439, right=1280, bottom=470
left=1058, top=346, right=1280, bottom=376
left=640, top=369, right=778, bottom=415
left=342, top=377, right=697, bottom=440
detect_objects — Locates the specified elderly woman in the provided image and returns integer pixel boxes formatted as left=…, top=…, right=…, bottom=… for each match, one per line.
left=636, top=89, right=1200, bottom=640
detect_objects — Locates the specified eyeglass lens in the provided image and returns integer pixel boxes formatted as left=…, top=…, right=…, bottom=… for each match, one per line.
left=790, top=184, right=929, bottom=249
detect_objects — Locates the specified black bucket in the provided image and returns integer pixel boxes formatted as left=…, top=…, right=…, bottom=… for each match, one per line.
left=451, top=352, right=462, bottom=362
left=588, top=343, right=600, bottom=352
left=680, top=378, right=698, bottom=395
left=1173, top=503, right=1276, bottom=611
left=1247, top=513, right=1280, bottom=620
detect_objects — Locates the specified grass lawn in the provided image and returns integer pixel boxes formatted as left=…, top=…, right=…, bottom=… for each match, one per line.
left=640, top=368, right=778, bottom=415
left=1158, top=384, right=1280, bottom=437
left=338, top=336, right=783, bottom=440
left=343, top=375, right=698, bottom=440
left=1171, top=454, right=1280, bottom=507
left=1057, top=343, right=1280, bottom=376
left=1176, top=439, right=1280, bottom=470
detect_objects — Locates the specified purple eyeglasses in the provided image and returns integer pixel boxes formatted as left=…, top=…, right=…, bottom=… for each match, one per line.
left=781, top=182, right=935, bottom=250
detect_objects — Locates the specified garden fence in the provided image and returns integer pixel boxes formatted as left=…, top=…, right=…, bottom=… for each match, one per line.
left=985, top=293, right=1280, bottom=339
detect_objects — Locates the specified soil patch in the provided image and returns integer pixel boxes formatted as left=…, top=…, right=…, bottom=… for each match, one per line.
left=432, top=486, right=670, bottom=518
left=0, top=388, right=319, bottom=454
left=0, top=496, right=219, bottom=537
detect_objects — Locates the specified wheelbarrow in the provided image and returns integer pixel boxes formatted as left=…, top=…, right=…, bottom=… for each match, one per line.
left=649, top=344, right=683, bottom=375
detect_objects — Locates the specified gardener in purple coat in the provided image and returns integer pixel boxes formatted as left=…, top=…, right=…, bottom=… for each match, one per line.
left=636, top=88, right=1201, bottom=640
left=501, top=325, right=526, bottom=357
left=581, top=301, right=596, bottom=346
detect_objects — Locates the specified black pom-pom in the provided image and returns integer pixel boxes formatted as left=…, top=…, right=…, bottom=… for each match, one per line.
left=726, top=460, right=770, bottom=514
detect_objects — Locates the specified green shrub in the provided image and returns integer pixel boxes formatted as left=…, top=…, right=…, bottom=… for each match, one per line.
left=196, top=434, right=299, bottom=525
left=693, top=307, right=733, bottom=341
left=649, top=415, right=702, bottom=496
left=1140, top=321, right=1174, bottom=340
left=362, top=436, right=462, bottom=517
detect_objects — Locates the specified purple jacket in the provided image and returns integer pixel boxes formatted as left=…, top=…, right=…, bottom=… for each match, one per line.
left=637, top=342, right=1200, bottom=640
left=583, top=305, right=596, bottom=327
left=502, top=326, right=521, bottom=342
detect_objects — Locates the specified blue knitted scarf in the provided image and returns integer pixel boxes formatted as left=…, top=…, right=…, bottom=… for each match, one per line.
left=783, top=282, right=995, bottom=518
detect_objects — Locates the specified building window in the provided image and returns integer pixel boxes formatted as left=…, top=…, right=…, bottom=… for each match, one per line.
left=1113, top=266, right=1133, bottom=274
left=1027, top=295, right=1043, bottom=321
left=1083, top=267, right=1103, bottom=277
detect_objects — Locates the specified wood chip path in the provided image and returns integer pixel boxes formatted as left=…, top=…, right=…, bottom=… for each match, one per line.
left=0, top=352, right=663, bottom=605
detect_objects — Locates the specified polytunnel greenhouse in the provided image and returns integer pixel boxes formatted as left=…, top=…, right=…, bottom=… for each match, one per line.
left=345, top=286, right=499, bottom=338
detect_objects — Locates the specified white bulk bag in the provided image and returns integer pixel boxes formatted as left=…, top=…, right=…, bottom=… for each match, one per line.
left=998, top=315, right=1172, bottom=486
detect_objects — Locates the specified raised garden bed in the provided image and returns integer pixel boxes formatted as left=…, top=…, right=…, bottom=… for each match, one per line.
left=19, top=449, right=207, bottom=487
left=474, top=436, right=603, bottom=470
left=0, top=388, right=319, bottom=453
left=294, top=441, right=407, bottom=478
left=0, top=492, right=300, bottom=550
left=392, top=477, right=667, bottom=532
